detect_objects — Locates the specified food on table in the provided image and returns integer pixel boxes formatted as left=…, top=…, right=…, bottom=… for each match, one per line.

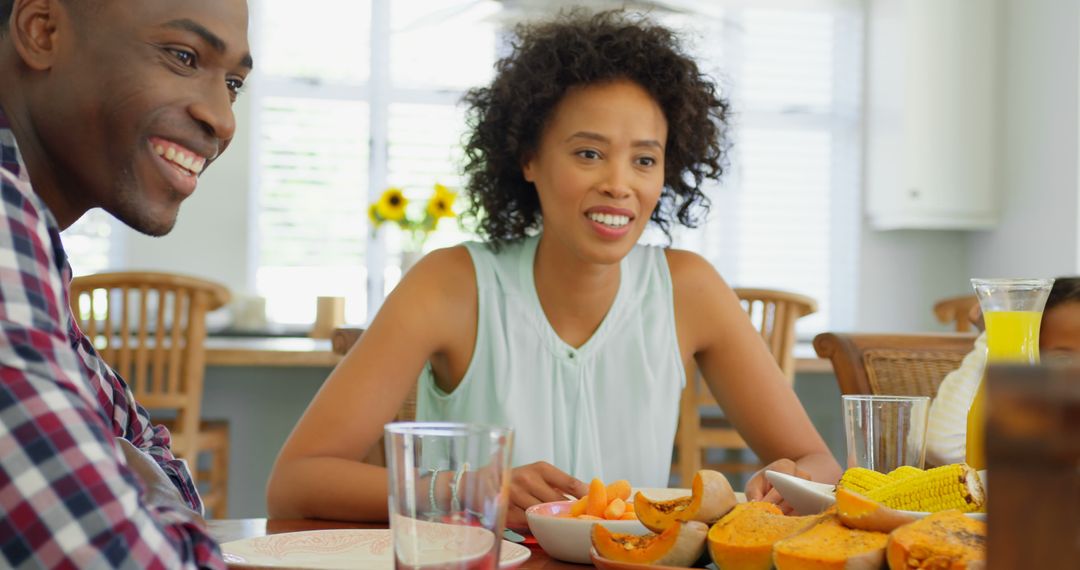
left=836, top=464, right=985, bottom=514
left=772, top=516, right=889, bottom=570
left=567, top=478, right=637, bottom=521
left=885, top=465, right=925, bottom=481
left=886, top=510, right=986, bottom=570
left=704, top=486, right=985, bottom=570
left=836, top=467, right=894, bottom=495
left=706, top=502, right=820, bottom=570
left=635, top=469, right=737, bottom=532
left=866, top=464, right=984, bottom=513
left=835, top=487, right=917, bottom=533
left=592, top=520, right=708, bottom=567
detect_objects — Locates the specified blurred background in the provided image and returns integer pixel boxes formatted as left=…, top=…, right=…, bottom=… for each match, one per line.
left=65, top=0, right=1078, bottom=338
left=61, top=0, right=1080, bottom=516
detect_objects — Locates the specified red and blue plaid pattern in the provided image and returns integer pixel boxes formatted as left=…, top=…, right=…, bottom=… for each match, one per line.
left=0, top=111, right=225, bottom=568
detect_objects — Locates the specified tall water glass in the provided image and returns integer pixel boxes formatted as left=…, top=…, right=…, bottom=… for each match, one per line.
left=843, top=395, right=930, bottom=473
left=385, top=422, right=514, bottom=570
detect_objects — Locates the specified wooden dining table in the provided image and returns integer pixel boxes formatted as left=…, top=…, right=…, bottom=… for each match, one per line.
left=208, top=518, right=584, bottom=569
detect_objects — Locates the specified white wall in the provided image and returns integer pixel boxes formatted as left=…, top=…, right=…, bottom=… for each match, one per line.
left=968, top=0, right=1080, bottom=279
left=116, top=97, right=254, bottom=297
left=855, top=0, right=1080, bottom=332
left=853, top=0, right=985, bottom=332
left=856, top=229, right=971, bottom=331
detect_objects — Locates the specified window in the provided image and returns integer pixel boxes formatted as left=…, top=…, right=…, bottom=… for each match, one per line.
left=61, top=209, right=119, bottom=277
left=662, top=4, right=864, bottom=336
left=252, top=0, right=863, bottom=334
left=252, top=0, right=496, bottom=324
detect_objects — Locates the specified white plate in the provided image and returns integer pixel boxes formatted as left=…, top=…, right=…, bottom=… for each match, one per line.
left=221, top=528, right=530, bottom=569
left=764, top=470, right=987, bottom=521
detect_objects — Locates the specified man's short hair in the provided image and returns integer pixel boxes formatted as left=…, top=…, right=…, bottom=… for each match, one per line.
left=0, top=0, right=14, bottom=31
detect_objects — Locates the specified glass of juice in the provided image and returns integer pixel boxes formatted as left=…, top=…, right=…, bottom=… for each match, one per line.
left=966, top=278, right=1054, bottom=469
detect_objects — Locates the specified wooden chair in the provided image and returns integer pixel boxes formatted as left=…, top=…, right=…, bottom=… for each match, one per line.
left=811, top=332, right=977, bottom=397
left=674, top=288, right=818, bottom=486
left=933, top=294, right=979, bottom=332
left=330, top=327, right=416, bottom=467
left=69, top=271, right=231, bottom=518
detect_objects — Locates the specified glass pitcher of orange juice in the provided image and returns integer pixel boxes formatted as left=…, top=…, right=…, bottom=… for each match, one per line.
left=965, top=278, right=1053, bottom=469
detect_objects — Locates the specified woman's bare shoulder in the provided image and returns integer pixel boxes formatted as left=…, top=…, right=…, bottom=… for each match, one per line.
left=388, top=245, right=478, bottom=322
left=663, top=248, right=728, bottom=291
left=663, top=248, right=745, bottom=350
left=414, top=244, right=475, bottom=276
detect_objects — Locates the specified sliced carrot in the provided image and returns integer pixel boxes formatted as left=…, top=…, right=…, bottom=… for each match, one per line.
left=606, top=480, right=632, bottom=502
left=623, top=502, right=635, bottom=513
left=604, top=498, right=627, bottom=520
left=568, top=496, right=587, bottom=517
left=578, top=514, right=604, bottom=521
left=586, top=478, right=607, bottom=518
left=619, top=512, right=638, bottom=520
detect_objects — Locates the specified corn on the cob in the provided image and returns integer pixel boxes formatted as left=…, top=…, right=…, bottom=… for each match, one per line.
left=867, top=464, right=985, bottom=513
left=886, top=465, right=924, bottom=481
left=836, top=467, right=893, bottom=494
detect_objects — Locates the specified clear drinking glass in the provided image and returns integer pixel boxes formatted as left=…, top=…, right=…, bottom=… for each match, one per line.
left=843, top=395, right=930, bottom=473
left=385, top=422, right=514, bottom=570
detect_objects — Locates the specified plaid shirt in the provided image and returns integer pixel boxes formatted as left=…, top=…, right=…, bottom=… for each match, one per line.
left=0, top=111, right=225, bottom=569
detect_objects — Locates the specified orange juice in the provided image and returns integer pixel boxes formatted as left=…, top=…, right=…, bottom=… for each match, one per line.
left=983, top=310, right=1042, bottom=362
left=965, top=310, right=1042, bottom=469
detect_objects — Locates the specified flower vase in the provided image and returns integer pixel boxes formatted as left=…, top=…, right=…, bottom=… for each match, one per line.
left=400, top=250, right=424, bottom=274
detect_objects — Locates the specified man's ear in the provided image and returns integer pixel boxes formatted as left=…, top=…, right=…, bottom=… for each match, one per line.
left=10, top=0, right=65, bottom=71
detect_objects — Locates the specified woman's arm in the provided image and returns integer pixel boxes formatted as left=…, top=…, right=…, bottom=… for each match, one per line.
left=266, top=247, right=478, bottom=520
left=667, top=250, right=841, bottom=498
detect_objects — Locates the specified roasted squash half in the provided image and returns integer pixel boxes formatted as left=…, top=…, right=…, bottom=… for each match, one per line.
left=886, top=510, right=986, bottom=570
left=707, top=502, right=820, bottom=570
left=772, top=516, right=889, bottom=570
left=592, top=520, right=708, bottom=567
left=634, top=470, right=737, bottom=532
left=835, top=487, right=917, bottom=533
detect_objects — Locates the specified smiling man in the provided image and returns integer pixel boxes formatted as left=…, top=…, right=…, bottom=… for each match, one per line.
left=0, top=0, right=251, bottom=567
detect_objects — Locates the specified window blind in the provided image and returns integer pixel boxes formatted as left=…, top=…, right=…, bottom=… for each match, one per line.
left=666, top=3, right=863, bottom=336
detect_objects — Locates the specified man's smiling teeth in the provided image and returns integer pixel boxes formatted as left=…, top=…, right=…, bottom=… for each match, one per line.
left=588, top=212, right=630, bottom=228
left=153, top=144, right=206, bottom=175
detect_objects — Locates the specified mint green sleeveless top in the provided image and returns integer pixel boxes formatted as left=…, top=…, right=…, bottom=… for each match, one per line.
left=415, top=235, right=685, bottom=487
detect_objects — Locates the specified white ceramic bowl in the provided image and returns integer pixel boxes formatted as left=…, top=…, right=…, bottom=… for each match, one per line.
left=525, top=500, right=649, bottom=564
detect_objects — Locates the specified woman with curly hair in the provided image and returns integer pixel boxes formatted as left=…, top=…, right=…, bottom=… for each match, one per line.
left=268, top=10, right=840, bottom=528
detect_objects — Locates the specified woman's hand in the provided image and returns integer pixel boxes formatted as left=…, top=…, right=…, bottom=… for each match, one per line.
left=505, top=462, right=588, bottom=530
left=744, top=458, right=810, bottom=515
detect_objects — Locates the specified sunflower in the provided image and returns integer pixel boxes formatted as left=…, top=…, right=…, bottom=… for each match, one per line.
left=367, top=203, right=381, bottom=225
left=375, top=187, right=408, bottom=221
left=426, top=183, right=457, bottom=219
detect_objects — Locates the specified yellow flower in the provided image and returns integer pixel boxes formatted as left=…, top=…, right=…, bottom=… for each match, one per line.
left=367, top=203, right=381, bottom=225
left=426, top=183, right=457, bottom=219
left=376, top=187, right=408, bottom=222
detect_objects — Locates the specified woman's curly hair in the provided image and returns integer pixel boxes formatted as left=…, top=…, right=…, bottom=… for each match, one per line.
left=461, top=9, right=729, bottom=248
